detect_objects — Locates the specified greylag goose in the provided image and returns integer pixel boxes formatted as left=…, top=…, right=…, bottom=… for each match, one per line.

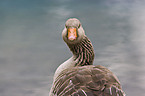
left=49, top=18, right=125, bottom=96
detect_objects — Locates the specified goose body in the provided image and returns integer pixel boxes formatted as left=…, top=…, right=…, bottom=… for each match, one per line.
left=49, top=18, right=125, bottom=96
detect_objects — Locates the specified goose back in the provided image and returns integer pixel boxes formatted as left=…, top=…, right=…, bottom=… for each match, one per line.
left=52, top=65, right=125, bottom=96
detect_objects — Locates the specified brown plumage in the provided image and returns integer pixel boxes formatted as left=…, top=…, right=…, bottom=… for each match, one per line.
left=49, top=18, right=125, bottom=96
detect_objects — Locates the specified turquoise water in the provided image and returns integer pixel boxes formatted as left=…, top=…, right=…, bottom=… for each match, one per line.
left=0, top=0, right=145, bottom=96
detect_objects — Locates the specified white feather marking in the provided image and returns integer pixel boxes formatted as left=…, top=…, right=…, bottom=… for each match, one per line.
left=69, top=80, right=73, bottom=85
left=81, top=89, right=88, bottom=96
left=109, top=88, right=112, bottom=95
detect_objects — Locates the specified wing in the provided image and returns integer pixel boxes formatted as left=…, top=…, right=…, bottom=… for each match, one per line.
left=52, top=65, right=125, bottom=96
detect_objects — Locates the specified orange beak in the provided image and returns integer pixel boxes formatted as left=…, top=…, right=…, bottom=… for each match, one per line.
left=67, top=28, right=77, bottom=41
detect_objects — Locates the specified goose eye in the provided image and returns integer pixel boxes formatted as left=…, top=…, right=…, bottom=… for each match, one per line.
left=65, top=24, right=68, bottom=28
left=78, top=24, right=81, bottom=28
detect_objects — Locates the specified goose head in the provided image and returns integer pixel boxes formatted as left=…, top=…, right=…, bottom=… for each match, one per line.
left=62, top=18, right=85, bottom=44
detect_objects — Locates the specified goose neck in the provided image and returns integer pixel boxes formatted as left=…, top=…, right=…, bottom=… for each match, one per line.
left=67, top=36, right=94, bottom=66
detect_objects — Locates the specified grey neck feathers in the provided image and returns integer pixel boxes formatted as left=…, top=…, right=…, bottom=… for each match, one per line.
left=67, top=36, right=94, bottom=66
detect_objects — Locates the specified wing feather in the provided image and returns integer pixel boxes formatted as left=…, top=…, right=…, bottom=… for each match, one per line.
left=52, top=65, right=125, bottom=96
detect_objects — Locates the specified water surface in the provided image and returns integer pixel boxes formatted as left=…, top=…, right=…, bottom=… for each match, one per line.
left=0, top=0, right=145, bottom=96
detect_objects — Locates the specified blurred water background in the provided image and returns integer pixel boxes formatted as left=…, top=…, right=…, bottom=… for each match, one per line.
left=0, top=0, right=145, bottom=96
